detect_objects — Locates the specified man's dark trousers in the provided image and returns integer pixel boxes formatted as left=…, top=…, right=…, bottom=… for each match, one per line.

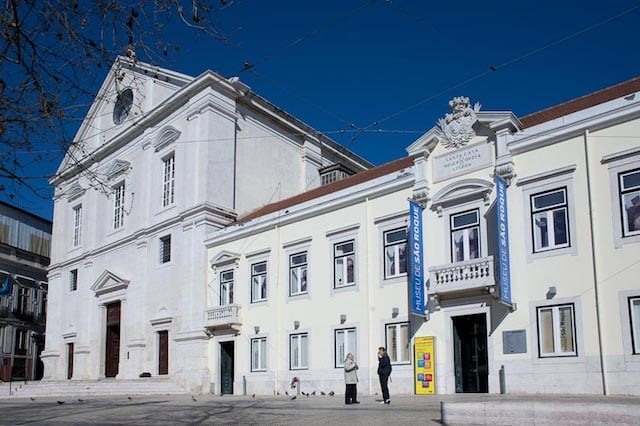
left=379, top=374, right=390, bottom=401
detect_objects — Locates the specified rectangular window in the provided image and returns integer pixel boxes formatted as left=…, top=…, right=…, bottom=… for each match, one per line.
left=450, top=209, right=480, bottom=262
left=162, top=154, right=175, bottom=207
left=113, top=183, right=125, bottom=229
left=251, top=337, right=267, bottom=372
left=537, top=304, right=576, bottom=357
left=72, top=204, right=82, bottom=247
left=219, top=270, right=234, bottom=306
left=69, top=269, right=78, bottom=292
left=334, top=240, right=355, bottom=288
left=619, top=169, right=640, bottom=237
left=531, top=188, right=569, bottom=252
left=290, top=333, right=308, bottom=370
left=159, top=235, right=171, bottom=264
left=289, top=252, right=308, bottom=296
left=16, top=286, right=30, bottom=316
left=251, top=261, right=267, bottom=303
left=384, top=228, right=407, bottom=279
left=386, top=322, right=410, bottom=364
left=14, top=328, right=27, bottom=355
left=335, top=328, right=357, bottom=368
left=629, top=297, right=640, bottom=354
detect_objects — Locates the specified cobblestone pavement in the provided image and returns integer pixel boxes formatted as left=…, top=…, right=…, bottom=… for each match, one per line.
left=0, top=394, right=443, bottom=425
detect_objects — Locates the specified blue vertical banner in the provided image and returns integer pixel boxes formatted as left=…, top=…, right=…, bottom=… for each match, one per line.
left=495, top=175, right=512, bottom=304
left=408, top=200, right=425, bottom=316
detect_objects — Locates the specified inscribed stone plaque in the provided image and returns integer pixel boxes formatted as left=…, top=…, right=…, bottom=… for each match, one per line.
left=502, top=330, right=527, bottom=354
left=433, top=141, right=492, bottom=182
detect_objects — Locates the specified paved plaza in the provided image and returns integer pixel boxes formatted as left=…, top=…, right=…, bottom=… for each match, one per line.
left=2, top=393, right=640, bottom=425
left=0, top=394, right=442, bottom=425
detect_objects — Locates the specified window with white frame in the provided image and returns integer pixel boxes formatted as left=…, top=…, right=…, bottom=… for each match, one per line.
left=289, top=252, right=308, bottom=296
left=69, top=269, right=78, bottom=292
left=113, top=183, right=125, bottom=229
left=72, top=204, right=82, bottom=247
left=537, top=304, right=576, bottom=357
left=290, top=333, right=308, bottom=370
left=219, top=270, right=234, bottom=306
left=251, top=337, right=267, bottom=372
left=629, top=297, right=640, bottom=354
left=162, top=154, right=175, bottom=207
left=386, top=322, right=410, bottom=364
left=251, top=261, right=267, bottom=303
left=159, top=235, right=171, bottom=264
left=619, top=169, right=640, bottom=237
left=384, top=228, right=407, bottom=279
left=450, top=209, right=480, bottom=262
left=335, top=328, right=357, bottom=368
left=530, top=188, right=569, bottom=252
left=334, top=240, right=355, bottom=288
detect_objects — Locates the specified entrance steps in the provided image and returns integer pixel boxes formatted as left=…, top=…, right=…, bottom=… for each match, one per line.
left=0, top=377, right=187, bottom=399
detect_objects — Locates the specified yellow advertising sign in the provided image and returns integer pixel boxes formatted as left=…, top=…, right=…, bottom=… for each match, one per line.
left=414, top=336, right=435, bottom=395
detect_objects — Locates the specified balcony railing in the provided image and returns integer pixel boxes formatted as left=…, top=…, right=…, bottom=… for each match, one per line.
left=428, top=256, right=496, bottom=300
left=204, top=304, right=241, bottom=331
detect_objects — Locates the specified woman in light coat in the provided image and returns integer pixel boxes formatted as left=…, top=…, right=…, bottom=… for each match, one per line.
left=344, top=353, right=360, bottom=404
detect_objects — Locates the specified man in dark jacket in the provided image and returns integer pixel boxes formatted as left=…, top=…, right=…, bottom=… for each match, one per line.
left=377, top=346, right=392, bottom=404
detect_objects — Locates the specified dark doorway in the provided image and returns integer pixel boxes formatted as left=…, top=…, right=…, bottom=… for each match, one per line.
left=67, top=343, right=74, bottom=380
left=453, top=314, right=488, bottom=393
left=105, top=302, right=121, bottom=378
left=220, top=341, right=234, bottom=395
left=158, top=330, right=168, bottom=375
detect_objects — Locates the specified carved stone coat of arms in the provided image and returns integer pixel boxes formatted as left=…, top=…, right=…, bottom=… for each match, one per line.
left=437, top=96, right=481, bottom=150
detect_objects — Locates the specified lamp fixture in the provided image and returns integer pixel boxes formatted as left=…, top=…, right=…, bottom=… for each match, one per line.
left=254, top=326, right=260, bottom=334
left=294, top=320, right=300, bottom=330
left=340, top=314, right=347, bottom=324
left=392, top=307, right=399, bottom=318
left=546, top=286, right=557, bottom=300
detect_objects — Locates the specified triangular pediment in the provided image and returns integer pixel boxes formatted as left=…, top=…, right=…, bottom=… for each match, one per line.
left=56, top=57, right=192, bottom=177
left=106, top=159, right=131, bottom=180
left=91, top=270, right=130, bottom=296
left=210, top=251, right=240, bottom=268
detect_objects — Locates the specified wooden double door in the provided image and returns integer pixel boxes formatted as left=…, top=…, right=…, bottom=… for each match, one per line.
left=105, top=302, right=121, bottom=378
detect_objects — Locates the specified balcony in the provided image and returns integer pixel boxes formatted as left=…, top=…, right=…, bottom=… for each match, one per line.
left=204, top=304, right=241, bottom=332
left=428, top=256, right=496, bottom=301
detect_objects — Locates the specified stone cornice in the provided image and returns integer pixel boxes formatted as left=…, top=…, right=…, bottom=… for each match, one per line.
left=205, top=171, right=414, bottom=247
left=48, top=202, right=237, bottom=271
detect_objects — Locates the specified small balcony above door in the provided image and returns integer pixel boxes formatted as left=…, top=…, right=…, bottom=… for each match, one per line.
left=428, top=256, right=497, bottom=302
left=204, top=304, right=241, bottom=333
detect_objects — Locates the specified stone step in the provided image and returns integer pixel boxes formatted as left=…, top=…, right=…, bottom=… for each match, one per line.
left=0, top=379, right=187, bottom=399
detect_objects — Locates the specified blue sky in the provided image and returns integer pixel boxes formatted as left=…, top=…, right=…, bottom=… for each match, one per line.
left=4, top=0, right=640, bottom=220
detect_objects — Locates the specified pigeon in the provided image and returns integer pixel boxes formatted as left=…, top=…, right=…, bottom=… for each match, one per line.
left=285, top=391, right=289, bottom=396
left=191, top=395, right=197, bottom=402
left=320, top=391, right=326, bottom=396
left=57, top=401, right=65, bottom=405
left=328, top=391, right=335, bottom=396
left=78, top=398, right=85, bottom=402
left=290, top=395, right=296, bottom=400
left=30, top=397, right=35, bottom=401
left=301, top=391, right=307, bottom=396
left=127, top=396, right=132, bottom=400
left=252, top=394, right=255, bottom=398
left=311, top=391, right=316, bottom=396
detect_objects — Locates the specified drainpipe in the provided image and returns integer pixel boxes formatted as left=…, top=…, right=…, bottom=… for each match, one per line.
left=274, top=224, right=281, bottom=395
left=583, top=129, right=608, bottom=395
left=364, top=197, right=372, bottom=395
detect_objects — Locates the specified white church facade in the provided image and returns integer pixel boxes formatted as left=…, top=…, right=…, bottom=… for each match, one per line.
left=44, top=58, right=640, bottom=396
